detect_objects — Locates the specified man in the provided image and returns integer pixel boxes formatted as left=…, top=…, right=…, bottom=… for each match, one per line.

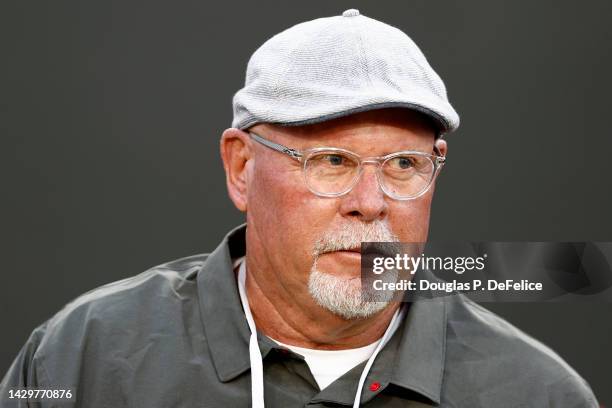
left=1, top=9, right=598, bottom=408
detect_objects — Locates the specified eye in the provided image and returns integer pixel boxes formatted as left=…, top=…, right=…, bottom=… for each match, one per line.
left=398, top=157, right=413, bottom=169
left=324, top=154, right=344, bottom=166
left=392, top=156, right=414, bottom=169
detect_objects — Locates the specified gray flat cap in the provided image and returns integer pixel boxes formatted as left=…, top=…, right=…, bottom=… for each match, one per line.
left=232, top=9, right=460, bottom=134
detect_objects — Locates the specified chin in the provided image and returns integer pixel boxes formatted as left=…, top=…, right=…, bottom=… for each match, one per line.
left=307, top=262, right=391, bottom=320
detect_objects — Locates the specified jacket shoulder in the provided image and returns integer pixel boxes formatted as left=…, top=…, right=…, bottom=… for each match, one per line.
left=2, top=254, right=210, bottom=388
left=445, top=296, right=598, bottom=406
left=45, top=253, right=208, bottom=328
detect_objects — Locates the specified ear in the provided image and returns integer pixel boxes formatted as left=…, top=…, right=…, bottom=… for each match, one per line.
left=220, top=128, right=251, bottom=212
left=434, top=138, right=448, bottom=157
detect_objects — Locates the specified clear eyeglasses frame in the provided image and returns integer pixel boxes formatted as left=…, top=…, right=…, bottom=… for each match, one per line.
left=248, top=132, right=446, bottom=201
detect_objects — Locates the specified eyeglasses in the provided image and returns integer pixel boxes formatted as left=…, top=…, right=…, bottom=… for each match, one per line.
left=249, top=132, right=446, bottom=200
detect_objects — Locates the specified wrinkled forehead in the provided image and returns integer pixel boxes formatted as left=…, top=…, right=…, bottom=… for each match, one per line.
left=250, top=108, right=439, bottom=151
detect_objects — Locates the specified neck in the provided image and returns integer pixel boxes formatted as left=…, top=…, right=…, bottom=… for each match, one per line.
left=242, top=259, right=401, bottom=350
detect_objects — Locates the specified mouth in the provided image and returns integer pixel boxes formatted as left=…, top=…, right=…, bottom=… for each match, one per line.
left=323, top=246, right=361, bottom=253
left=322, top=248, right=362, bottom=259
left=315, top=247, right=363, bottom=278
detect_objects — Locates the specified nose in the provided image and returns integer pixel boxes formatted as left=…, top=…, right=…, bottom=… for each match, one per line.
left=338, top=164, right=388, bottom=222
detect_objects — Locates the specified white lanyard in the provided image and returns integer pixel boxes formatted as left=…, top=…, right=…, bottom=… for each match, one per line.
left=237, top=259, right=406, bottom=408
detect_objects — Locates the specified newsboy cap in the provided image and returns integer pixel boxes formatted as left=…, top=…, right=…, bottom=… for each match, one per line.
left=232, top=9, right=460, bottom=134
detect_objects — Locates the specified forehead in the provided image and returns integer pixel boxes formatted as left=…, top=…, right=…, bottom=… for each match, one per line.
left=252, top=108, right=437, bottom=152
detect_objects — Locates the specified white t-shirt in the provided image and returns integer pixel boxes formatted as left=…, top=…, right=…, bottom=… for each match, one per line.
left=233, top=256, right=385, bottom=390
left=269, top=336, right=382, bottom=390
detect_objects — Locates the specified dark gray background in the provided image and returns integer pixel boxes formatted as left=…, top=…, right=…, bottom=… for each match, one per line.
left=1, top=0, right=611, bottom=404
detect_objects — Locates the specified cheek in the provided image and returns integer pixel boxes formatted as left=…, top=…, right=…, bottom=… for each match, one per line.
left=388, top=194, right=433, bottom=242
left=248, top=159, right=308, bottom=226
left=247, top=160, right=339, bottom=261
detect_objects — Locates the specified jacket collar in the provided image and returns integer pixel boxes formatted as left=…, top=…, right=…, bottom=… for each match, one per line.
left=388, top=295, right=446, bottom=404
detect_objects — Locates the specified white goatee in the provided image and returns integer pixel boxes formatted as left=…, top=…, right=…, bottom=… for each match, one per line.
left=308, top=220, right=400, bottom=320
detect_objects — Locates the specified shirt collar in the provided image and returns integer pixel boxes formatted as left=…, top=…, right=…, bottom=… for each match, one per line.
left=197, top=223, right=253, bottom=382
left=197, top=224, right=447, bottom=404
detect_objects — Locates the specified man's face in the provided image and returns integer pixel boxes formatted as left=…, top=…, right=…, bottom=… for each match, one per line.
left=222, top=108, right=445, bottom=319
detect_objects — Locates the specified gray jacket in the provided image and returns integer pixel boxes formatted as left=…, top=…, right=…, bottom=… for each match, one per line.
left=0, top=225, right=598, bottom=407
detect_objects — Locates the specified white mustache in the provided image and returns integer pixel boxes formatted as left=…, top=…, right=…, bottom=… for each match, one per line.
left=312, top=220, right=400, bottom=256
